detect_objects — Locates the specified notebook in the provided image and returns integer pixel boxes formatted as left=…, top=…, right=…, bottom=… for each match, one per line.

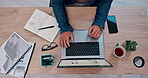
left=24, top=9, right=60, bottom=42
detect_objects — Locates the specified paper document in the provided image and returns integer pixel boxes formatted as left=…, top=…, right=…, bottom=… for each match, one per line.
left=0, top=32, right=31, bottom=74
left=24, top=9, right=59, bottom=42
left=7, top=42, right=35, bottom=78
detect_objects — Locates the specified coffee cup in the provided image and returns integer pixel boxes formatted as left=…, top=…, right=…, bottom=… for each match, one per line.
left=113, top=43, right=126, bottom=58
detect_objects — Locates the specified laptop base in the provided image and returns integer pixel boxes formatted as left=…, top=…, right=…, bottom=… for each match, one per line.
left=57, top=59, right=112, bottom=68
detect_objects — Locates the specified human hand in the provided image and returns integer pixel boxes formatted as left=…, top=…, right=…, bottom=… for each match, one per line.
left=60, top=31, right=74, bottom=48
left=88, top=25, right=102, bottom=38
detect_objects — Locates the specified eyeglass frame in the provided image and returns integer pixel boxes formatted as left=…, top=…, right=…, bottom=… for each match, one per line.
left=41, top=42, right=58, bottom=51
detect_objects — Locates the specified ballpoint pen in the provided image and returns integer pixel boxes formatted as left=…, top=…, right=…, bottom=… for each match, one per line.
left=39, top=26, right=54, bottom=30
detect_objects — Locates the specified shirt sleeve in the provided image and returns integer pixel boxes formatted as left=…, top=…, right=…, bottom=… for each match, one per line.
left=92, top=0, right=113, bottom=29
left=52, top=0, right=73, bottom=34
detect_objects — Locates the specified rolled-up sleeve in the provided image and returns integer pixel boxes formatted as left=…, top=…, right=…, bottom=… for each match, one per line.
left=52, top=0, right=73, bottom=34
left=92, top=0, right=113, bottom=29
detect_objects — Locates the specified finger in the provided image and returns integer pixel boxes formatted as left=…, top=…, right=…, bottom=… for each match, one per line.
left=63, top=38, right=68, bottom=48
left=92, top=30, right=99, bottom=38
left=95, top=31, right=102, bottom=38
left=92, top=29, right=101, bottom=37
left=88, top=27, right=93, bottom=35
left=90, top=29, right=97, bottom=36
left=66, top=38, right=70, bottom=47
left=60, top=37, right=63, bottom=47
left=70, top=34, right=74, bottom=42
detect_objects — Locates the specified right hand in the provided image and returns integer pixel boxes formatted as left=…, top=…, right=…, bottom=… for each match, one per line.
left=60, top=31, right=74, bottom=48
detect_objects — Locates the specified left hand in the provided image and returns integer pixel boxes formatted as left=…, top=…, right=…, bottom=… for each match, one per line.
left=88, top=25, right=102, bottom=38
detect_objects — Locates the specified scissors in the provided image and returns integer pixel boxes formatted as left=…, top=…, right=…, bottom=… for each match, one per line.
left=41, top=42, right=58, bottom=51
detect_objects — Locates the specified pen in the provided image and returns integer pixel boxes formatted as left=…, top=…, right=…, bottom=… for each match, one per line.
left=39, top=26, right=54, bottom=30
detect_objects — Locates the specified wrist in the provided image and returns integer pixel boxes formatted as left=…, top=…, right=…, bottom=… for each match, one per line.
left=91, top=25, right=104, bottom=31
left=60, top=31, right=72, bottom=35
left=60, top=29, right=73, bottom=34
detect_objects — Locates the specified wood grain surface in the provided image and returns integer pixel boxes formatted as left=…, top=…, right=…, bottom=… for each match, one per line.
left=0, top=7, right=148, bottom=74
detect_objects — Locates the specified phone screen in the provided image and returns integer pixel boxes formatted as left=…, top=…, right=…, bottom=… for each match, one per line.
left=107, top=15, right=118, bottom=33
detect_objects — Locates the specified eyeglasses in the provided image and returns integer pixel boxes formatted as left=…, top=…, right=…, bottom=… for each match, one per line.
left=41, top=42, right=58, bottom=51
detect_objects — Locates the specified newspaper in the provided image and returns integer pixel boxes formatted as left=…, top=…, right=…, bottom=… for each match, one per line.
left=7, top=42, right=35, bottom=78
left=0, top=32, right=31, bottom=74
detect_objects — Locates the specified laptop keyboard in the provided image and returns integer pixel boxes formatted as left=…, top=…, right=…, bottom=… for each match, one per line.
left=66, top=42, right=100, bottom=56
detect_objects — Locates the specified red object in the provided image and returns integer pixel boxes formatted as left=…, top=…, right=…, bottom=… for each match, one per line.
left=115, top=48, right=124, bottom=56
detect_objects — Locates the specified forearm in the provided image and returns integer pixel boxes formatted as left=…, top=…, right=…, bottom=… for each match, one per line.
left=92, top=0, right=113, bottom=29
left=52, top=0, right=73, bottom=34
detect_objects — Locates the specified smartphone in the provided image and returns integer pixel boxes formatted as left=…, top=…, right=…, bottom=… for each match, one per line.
left=107, top=15, right=118, bottom=33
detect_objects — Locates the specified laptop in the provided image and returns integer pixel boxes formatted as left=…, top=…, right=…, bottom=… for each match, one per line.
left=57, top=30, right=112, bottom=68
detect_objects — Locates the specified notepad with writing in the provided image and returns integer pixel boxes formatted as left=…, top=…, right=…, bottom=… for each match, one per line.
left=24, top=9, right=59, bottom=42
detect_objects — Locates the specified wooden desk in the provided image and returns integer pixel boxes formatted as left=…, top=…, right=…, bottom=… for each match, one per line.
left=0, top=7, right=148, bottom=74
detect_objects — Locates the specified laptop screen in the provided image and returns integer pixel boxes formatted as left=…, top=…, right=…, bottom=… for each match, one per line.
left=66, top=42, right=100, bottom=56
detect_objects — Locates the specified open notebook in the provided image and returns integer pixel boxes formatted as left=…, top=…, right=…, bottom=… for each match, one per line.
left=24, top=9, right=59, bottom=42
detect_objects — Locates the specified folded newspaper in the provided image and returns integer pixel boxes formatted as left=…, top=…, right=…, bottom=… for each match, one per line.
left=0, top=32, right=35, bottom=78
